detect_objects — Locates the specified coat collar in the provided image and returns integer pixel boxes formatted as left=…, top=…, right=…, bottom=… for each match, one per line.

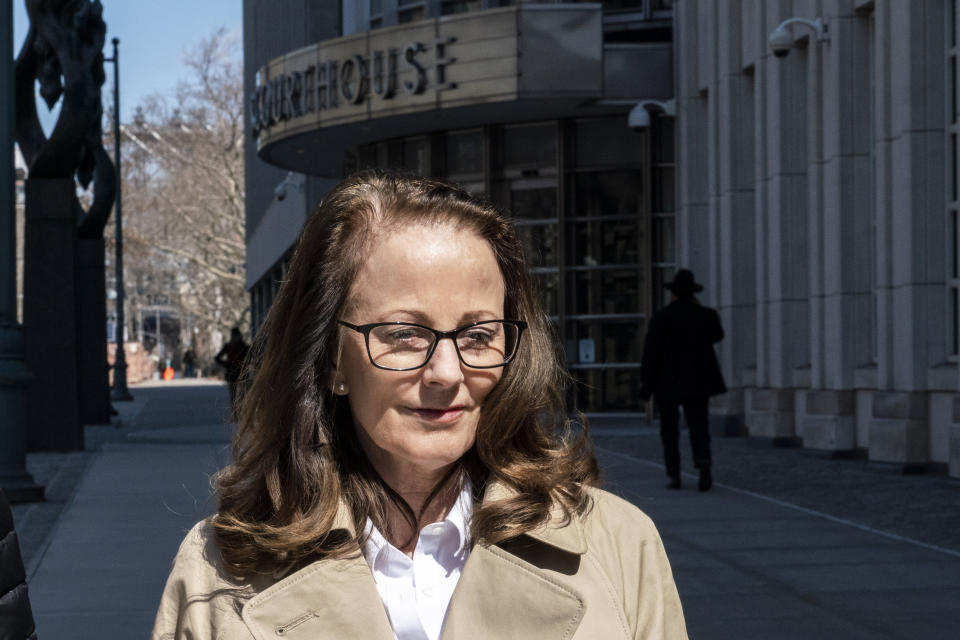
left=481, top=480, right=587, bottom=555
left=243, top=479, right=587, bottom=639
left=271, top=479, right=587, bottom=575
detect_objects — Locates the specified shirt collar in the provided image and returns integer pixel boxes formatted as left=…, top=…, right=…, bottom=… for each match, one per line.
left=446, top=478, right=473, bottom=557
left=361, top=478, right=474, bottom=568
left=271, top=477, right=585, bottom=580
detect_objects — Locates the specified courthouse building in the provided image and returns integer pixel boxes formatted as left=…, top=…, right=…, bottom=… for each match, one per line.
left=243, top=0, right=675, bottom=413
left=243, top=0, right=960, bottom=476
left=674, top=0, right=960, bottom=477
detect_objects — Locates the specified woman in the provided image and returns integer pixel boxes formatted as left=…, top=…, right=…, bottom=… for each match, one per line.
left=151, top=172, right=687, bottom=640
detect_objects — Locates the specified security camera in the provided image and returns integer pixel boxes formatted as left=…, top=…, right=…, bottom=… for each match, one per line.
left=628, top=99, right=675, bottom=131
left=274, top=172, right=300, bottom=202
left=768, top=17, right=828, bottom=60
left=768, top=27, right=793, bottom=58
left=628, top=107, right=651, bottom=130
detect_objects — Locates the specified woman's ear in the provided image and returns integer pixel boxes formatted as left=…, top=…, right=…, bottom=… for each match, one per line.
left=330, top=364, right=349, bottom=395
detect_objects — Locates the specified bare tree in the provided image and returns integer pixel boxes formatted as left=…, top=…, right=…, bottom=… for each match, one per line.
left=111, top=28, right=247, bottom=369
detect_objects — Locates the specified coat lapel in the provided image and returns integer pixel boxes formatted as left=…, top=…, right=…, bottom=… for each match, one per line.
left=241, top=552, right=396, bottom=640
left=441, top=483, right=589, bottom=640
left=440, top=543, right=585, bottom=640
left=239, top=482, right=589, bottom=640
left=240, top=503, right=395, bottom=640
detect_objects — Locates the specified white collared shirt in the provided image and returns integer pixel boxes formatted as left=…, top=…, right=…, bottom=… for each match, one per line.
left=362, top=482, right=473, bottom=640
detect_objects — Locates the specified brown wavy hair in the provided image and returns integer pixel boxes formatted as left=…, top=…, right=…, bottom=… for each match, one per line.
left=213, top=170, right=598, bottom=577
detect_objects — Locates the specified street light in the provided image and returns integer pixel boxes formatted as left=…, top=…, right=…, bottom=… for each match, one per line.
left=104, top=37, right=132, bottom=401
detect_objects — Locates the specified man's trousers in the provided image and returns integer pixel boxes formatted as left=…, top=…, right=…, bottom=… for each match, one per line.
left=657, top=395, right=712, bottom=478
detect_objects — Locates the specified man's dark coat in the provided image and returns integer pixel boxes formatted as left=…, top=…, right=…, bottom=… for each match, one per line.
left=640, top=297, right=727, bottom=401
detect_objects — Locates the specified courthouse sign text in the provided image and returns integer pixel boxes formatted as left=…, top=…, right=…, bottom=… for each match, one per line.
left=251, top=38, right=456, bottom=138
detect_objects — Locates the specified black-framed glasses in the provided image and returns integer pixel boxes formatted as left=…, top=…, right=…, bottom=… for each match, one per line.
left=338, top=319, right=527, bottom=371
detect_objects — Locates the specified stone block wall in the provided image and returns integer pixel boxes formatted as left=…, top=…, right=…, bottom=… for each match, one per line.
left=676, top=0, right=960, bottom=477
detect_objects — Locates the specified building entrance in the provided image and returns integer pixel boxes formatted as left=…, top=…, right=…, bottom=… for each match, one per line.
left=351, top=115, right=675, bottom=412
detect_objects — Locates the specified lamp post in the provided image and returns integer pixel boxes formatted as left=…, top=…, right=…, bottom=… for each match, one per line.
left=105, top=37, right=132, bottom=401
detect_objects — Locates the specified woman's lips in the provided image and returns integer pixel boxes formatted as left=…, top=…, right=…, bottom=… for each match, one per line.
left=410, top=407, right=465, bottom=423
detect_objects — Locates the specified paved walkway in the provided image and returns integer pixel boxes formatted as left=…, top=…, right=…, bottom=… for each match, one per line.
left=11, top=383, right=960, bottom=638
left=593, top=446, right=960, bottom=639
left=17, top=381, right=233, bottom=638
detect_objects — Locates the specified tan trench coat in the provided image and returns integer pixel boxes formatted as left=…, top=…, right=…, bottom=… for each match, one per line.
left=150, top=485, right=688, bottom=640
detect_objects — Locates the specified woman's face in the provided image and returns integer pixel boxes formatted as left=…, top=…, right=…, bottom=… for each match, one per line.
left=335, top=221, right=505, bottom=485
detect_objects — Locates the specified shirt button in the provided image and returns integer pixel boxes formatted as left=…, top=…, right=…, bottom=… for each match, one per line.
left=422, top=587, right=435, bottom=597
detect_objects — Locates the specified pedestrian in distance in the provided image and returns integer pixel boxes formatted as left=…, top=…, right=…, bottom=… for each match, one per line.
left=639, top=269, right=727, bottom=492
left=214, top=327, right=250, bottom=419
left=182, top=347, right=197, bottom=379
left=151, top=171, right=688, bottom=640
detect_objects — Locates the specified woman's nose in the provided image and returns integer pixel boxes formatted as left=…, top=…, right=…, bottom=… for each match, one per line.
left=422, top=338, right=464, bottom=386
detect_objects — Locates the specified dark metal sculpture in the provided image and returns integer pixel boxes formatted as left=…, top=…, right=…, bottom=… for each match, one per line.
left=16, top=0, right=109, bottom=185
left=14, top=0, right=116, bottom=445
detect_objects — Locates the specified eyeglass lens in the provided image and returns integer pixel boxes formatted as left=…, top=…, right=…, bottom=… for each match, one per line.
left=367, top=321, right=519, bottom=369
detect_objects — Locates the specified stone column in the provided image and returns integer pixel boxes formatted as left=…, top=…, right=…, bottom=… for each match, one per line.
left=950, top=396, right=960, bottom=477
left=800, top=2, right=874, bottom=453
left=712, top=0, right=756, bottom=432
left=0, top=1, right=42, bottom=501
left=869, top=1, right=947, bottom=467
left=77, top=234, right=110, bottom=425
left=748, top=4, right=809, bottom=442
left=23, top=179, right=82, bottom=451
left=674, top=0, right=712, bottom=279
left=677, top=1, right=745, bottom=429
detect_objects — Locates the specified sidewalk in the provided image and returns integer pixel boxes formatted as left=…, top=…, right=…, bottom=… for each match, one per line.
left=11, top=384, right=960, bottom=638
left=591, top=436, right=960, bottom=639
left=16, top=380, right=234, bottom=638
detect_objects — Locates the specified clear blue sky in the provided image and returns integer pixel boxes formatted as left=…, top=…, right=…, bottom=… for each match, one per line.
left=13, top=1, right=242, bottom=128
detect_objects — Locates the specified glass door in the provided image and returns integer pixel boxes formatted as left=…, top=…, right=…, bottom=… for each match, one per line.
left=564, top=118, right=649, bottom=412
left=509, top=176, right=559, bottom=318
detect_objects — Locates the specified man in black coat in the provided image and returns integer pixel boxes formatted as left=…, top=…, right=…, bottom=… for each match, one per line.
left=639, top=269, right=727, bottom=491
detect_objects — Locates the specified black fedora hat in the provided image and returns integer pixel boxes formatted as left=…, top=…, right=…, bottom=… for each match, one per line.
left=664, top=269, right=704, bottom=296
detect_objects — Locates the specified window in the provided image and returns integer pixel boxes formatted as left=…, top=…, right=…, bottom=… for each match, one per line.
left=370, top=0, right=383, bottom=28
left=403, top=137, right=429, bottom=175
left=349, top=117, right=662, bottom=411
left=649, top=115, right=676, bottom=311
left=359, top=0, right=671, bottom=34
left=502, top=123, right=556, bottom=169
left=446, top=129, right=484, bottom=176
left=441, top=0, right=481, bottom=15
left=397, top=0, right=425, bottom=23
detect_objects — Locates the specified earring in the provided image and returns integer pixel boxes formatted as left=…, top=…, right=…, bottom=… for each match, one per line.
left=335, top=382, right=347, bottom=395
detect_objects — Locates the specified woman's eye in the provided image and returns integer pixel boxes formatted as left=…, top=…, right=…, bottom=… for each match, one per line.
left=386, top=329, right=423, bottom=344
left=378, top=326, right=433, bottom=348
left=461, top=331, right=493, bottom=347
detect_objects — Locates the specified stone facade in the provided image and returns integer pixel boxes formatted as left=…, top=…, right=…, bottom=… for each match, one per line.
left=675, top=0, right=960, bottom=476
